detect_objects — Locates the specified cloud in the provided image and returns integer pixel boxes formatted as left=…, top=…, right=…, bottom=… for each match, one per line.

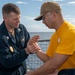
left=32, top=0, right=43, bottom=2
left=32, top=0, right=64, bottom=2
left=26, top=23, right=55, bottom=32
left=64, top=15, right=75, bottom=25
left=21, top=16, right=34, bottom=21
left=21, top=15, right=55, bottom=32
left=54, top=0, right=64, bottom=1
left=0, top=19, right=3, bottom=24
left=16, top=1, right=28, bottom=4
left=68, top=1, right=75, bottom=5
left=66, top=18, right=75, bottom=25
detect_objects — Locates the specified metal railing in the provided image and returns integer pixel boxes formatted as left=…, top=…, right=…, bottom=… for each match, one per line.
left=26, top=39, right=50, bottom=71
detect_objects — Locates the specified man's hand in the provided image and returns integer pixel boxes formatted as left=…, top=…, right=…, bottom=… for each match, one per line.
left=25, top=35, right=41, bottom=54
left=28, top=35, right=40, bottom=45
left=26, top=42, right=41, bottom=54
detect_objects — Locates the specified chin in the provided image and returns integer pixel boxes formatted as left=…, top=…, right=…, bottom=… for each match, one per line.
left=15, top=24, right=19, bottom=28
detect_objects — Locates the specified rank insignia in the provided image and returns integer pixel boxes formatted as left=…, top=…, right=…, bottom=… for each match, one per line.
left=9, top=46, right=14, bottom=52
left=21, top=38, right=25, bottom=42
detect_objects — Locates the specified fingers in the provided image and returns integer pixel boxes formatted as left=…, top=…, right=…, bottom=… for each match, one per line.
left=31, top=35, right=40, bottom=40
left=27, top=35, right=40, bottom=54
left=27, top=42, right=41, bottom=54
left=29, top=35, right=40, bottom=45
left=29, top=43, right=40, bottom=53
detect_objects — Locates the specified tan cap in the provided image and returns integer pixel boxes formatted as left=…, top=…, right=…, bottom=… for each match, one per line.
left=34, top=2, right=61, bottom=21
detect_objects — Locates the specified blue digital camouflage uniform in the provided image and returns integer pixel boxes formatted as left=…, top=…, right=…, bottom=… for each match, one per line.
left=0, top=21, right=30, bottom=75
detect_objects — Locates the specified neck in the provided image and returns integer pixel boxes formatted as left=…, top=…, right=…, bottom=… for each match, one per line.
left=5, top=22, right=15, bottom=36
left=8, top=29, right=14, bottom=33
left=5, top=22, right=14, bottom=33
left=55, top=17, right=64, bottom=31
left=9, top=29, right=15, bottom=36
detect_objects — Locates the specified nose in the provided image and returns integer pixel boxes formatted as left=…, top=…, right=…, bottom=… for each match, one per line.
left=17, top=18, right=20, bottom=23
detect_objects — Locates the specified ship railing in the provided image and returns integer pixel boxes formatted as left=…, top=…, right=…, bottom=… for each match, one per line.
left=26, top=39, right=50, bottom=71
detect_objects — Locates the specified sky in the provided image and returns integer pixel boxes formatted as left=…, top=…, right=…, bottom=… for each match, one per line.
left=0, top=0, right=75, bottom=32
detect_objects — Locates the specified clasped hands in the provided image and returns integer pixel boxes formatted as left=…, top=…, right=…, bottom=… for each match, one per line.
left=25, top=35, right=58, bottom=75
left=26, top=35, right=41, bottom=54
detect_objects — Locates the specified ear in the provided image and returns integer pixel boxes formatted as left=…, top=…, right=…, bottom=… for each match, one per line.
left=52, top=11, right=57, bottom=19
left=3, top=14, right=8, bottom=21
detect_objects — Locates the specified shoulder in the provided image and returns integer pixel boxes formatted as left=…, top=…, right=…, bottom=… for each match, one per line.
left=19, top=23, right=26, bottom=29
left=19, top=24, right=28, bottom=31
left=61, top=21, right=75, bottom=38
left=18, top=23, right=30, bottom=36
left=50, top=32, right=56, bottom=39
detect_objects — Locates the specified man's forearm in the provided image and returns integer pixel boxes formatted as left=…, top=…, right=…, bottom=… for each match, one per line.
left=26, top=59, right=57, bottom=75
left=35, top=50, right=50, bottom=62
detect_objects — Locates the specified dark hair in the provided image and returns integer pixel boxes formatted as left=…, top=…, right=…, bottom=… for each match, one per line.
left=2, top=3, right=20, bottom=15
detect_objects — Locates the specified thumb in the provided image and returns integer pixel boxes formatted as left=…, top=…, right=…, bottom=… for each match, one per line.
left=29, top=35, right=40, bottom=45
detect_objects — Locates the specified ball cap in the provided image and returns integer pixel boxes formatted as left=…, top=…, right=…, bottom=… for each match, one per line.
left=34, top=2, right=61, bottom=21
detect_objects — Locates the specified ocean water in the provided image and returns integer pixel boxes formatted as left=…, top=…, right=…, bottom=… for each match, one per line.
left=26, top=32, right=54, bottom=71
left=29, top=32, right=54, bottom=40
